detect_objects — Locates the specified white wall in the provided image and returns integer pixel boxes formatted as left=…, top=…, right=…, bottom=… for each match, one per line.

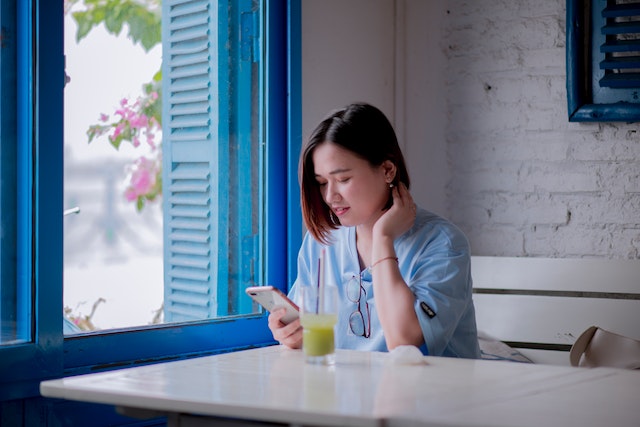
left=302, top=0, right=395, bottom=132
left=302, top=0, right=640, bottom=259
left=302, top=0, right=449, bottom=214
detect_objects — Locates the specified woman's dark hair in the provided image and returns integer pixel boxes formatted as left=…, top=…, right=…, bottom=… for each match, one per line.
left=299, top=102, right=410, bottom=243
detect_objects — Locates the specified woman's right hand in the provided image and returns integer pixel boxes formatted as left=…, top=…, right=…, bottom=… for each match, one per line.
left=268, top=308, right=303, bottom=349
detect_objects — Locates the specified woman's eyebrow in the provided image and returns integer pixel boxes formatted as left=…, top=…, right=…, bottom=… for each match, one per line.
left=315, top=168, right=351, bottom=178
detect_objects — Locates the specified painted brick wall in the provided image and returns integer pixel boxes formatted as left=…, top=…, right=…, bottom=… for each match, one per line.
left=444, top=0, right=640, bottom=259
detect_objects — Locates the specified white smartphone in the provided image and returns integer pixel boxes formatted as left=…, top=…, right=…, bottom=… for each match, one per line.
left=245, top=286, right=299, bottom=324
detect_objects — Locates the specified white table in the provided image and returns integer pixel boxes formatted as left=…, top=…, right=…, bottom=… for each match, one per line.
left=40, top=345, right=640, bottom=427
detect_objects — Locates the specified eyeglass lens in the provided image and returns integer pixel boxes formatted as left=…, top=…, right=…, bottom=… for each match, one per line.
left=347, top=275, right=370, bottom=338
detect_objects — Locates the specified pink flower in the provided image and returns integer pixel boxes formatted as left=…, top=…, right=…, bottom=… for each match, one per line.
left=125, top=156, right=158, bottom=200
left=110, top=123, right=124, bottom=141
left=100, top=113, right=109, bottom=122
left=124, top=187, right=138, bottom=202
left=146, top=133, right=156, bottom=149
left=129, top=113, right=149, bottom=129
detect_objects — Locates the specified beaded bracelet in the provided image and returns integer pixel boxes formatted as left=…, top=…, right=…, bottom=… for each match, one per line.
left=370, top=256, right=399, bottom=269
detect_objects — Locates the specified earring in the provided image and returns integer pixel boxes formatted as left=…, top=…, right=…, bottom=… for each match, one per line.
left=389, top=183, right=394, bottom=189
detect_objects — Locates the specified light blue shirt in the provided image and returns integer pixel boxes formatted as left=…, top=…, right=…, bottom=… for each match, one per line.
left=289, top=208, right=480, bottom=359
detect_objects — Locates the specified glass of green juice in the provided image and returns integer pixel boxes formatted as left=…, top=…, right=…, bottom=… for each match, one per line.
left=300, top=285, right=338, bottom=365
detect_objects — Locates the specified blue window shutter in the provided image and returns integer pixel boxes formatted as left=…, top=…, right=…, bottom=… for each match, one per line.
left=163, top=0, right=226, bottom=321
left=567, top=0, right=640, bottom=121
left=162, top=0, right=260, bottom=321
left=599, top=2, right=640, bottom=89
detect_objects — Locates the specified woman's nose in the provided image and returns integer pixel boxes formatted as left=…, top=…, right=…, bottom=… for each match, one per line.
left=324, top=182, right=340, bottom=203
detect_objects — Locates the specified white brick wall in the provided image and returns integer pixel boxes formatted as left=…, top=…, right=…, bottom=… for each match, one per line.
left=445, top=0, right=640, bottom=259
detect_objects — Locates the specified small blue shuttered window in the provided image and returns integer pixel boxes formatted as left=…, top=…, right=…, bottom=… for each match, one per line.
left=599, top=2, right=640, bottom=89
left=162, top=0, right=262, bottom=321
left=567, top=0, right=640, bottom=121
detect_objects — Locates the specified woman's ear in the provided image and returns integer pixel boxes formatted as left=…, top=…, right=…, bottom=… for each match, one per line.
left=381, top=160, right=397, bottom=184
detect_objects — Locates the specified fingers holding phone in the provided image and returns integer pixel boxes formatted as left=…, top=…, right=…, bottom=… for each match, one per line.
left=246, top=286, right=302, bottom=349
left=268, top=309, right=303, bottom=349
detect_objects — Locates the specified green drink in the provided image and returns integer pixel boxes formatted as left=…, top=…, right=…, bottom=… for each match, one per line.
left=300, top=282, right=338, bottom=365
left=301, top=313, right=337, bottom=357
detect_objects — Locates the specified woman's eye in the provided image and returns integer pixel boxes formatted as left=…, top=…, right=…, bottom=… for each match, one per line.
left=317, top=181, right=327, bottom=187
left=338, top=177, right=351, bottom=183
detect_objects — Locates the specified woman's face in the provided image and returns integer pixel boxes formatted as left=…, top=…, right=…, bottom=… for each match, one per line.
left=312, top=141, right=393, bottom=229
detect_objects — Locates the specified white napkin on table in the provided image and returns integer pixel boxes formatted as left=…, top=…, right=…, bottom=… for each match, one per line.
left=387, top=345, right=428, bottom=366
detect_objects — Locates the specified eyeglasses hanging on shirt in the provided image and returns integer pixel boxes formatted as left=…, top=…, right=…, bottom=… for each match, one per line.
left=346, top=273, right=371, bottom=338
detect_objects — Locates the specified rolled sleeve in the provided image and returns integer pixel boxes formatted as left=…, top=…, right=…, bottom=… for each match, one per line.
left=400, top=215, right=478, bottom=359
left=412, top=249, right=473, bottom=356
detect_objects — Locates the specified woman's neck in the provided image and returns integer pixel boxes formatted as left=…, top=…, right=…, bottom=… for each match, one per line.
left=355, top=225, right=374, bottom=270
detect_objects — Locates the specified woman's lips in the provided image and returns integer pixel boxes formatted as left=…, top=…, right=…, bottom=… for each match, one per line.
left=333, top=207, right=349, bottom=216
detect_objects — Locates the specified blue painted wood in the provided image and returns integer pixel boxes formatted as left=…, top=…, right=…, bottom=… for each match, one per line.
left=601, top=21, right=640, bottom=35
left=1, top=1, right=289, bottom=423
left=0, top=0, right=64, bottom=402
left=602, top=3, right=640, bottom=17
left=161, top=0, right=263, bottom=319
left=0, top=0, right=19, bottom=345
left=286, top=0, right=302, bottom=290
left=214, top=0, right=232, bottom=317
left=600, top=56, right=640, bottom=69
left=162, top=0, right=229, bottom=321
left=16, top=0, right=33, bottom=348
left=600, top=39, right=640, bottom=53
left=600, top=73, right=640, bottom=88
left=566, top=0, right=640, bottom=121
left=63, top=317, right=276, bottom=375
left=261, top=0, right=291, bottom=295
left=232, top=0, right=259, bottom=314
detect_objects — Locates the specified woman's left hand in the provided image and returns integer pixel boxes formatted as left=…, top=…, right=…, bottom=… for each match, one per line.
left=373, top=183, right=417, bottom=240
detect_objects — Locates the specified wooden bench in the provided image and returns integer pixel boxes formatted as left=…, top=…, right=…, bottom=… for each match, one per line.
left=471, top=256, right=640, bottom=365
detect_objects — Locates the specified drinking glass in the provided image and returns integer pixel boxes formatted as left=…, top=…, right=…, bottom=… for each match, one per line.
left=299, top=285, right=338, bottom=365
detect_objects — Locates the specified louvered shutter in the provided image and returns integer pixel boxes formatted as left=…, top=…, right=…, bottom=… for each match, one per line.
left=162, top=0, right=260, bottom=322
left=600, top=1, right=640, bottom=88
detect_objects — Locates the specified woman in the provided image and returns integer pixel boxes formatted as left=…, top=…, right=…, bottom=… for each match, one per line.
left=269, top=102, right=480, bottom=358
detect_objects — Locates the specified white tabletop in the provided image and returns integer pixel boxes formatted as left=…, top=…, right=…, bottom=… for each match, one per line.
left=40, top=345, right=640, bottom=427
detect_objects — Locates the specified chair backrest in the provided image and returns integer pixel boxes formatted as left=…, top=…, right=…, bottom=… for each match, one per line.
left=471, top=256, right=640, bottom=365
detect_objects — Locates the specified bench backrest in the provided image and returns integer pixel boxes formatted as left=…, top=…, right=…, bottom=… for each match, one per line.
left=471, top=256, right=640, bottom=365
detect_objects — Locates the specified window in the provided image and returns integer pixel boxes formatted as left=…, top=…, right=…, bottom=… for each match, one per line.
left=0, top=0, right=298, bottom=409
left=63, top=0, right=270, bottom=332
left=567, top=0, right=640, bottom=121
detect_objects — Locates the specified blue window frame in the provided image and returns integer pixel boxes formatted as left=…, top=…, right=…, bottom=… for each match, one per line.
left=0, top=0, right=301, bottom=414
left=0, top=0, right=21, bottom=345
left=0, top=0, right=64, bottom=401
left=567, top=0, right=640, bottom=121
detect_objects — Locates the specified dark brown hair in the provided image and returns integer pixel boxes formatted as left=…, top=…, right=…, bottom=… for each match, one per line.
left=299, top=103, right=410, bottom=243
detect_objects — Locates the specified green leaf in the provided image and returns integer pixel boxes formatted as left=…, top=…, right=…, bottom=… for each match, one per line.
left=104, top=9, right=124, bottom=35
left=72, top=0, right=161, bottom=50
left=110, top=136, right=122, bottom=150
left=73, top=11, right=94, bottom=42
